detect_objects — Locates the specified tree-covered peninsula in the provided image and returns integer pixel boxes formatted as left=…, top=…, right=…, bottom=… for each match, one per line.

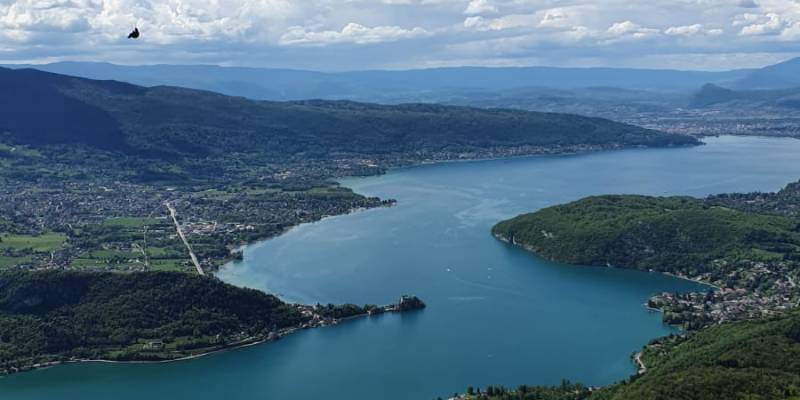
left=493, top=182, right=800, bottom=328
left=492, top=194, right=800, bottom=278
left=0, top=270, right=422, bottom=375
left=459, top=181, right=800, bottom=400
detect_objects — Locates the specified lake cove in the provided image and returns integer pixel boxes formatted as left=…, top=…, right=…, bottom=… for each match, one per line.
left=4, top=136, right=800, bottom=400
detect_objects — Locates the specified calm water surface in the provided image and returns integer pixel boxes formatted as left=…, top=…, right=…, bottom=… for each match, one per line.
left=3, top=136, right=800, bottom=400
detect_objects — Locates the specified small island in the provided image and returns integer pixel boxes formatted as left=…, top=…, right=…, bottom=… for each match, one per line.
left=0, top=270, right=424, bottom=375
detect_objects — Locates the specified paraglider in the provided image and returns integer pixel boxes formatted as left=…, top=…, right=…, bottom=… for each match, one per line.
left=127, top=27, right=140, bottom=39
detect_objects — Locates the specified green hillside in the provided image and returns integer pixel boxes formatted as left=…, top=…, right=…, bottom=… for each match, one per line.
left=481, top=183, right=800, bottom=399
left=0, top=270, right=306, bottom=372
left=460, top=312, right=800, bottom=400
left=491, top=195, right=800, bottom=277
left=593, top=313, right=800, bottom=400
left=0, top=67, right=698, bottom=161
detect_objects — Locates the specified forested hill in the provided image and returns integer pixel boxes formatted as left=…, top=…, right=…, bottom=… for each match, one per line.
left=491, top=182, right=800, bottom=329
left=593, top=312, right=800, bottom=400
left=476, top=185, right=800, bottom=400
left=0, top=67, right=697, bottom=161
left=0, top=270, right=306, bottom=372
left=491, top=193, right=800, bottom=278
left=458, top=311, right=800, bottom=400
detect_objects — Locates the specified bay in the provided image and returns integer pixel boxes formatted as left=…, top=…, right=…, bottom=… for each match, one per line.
left=3, top=136, right=800, bottom=400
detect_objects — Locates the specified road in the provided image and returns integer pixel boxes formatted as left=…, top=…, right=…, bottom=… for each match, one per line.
left=166, top=202, right=204, bottom=276
left=634, top=351, right=647, bottom=375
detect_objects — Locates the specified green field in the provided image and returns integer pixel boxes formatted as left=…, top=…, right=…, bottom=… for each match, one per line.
left=0, top=233, right=67, bottom=252
left=71, top=248, right=187, bottom=272
left=148, top=259, right=190, bottom=272
left=102, top=217, right=163, bottom=228
left=146, top=246, right=184, bottom=258
left=0, top=255, right=32, bottom=269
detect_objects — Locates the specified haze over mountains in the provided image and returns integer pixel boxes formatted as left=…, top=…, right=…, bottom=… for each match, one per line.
left=4, top=61, right=755, bottom=103
left=732, top=58, right=800, bottom=90
left=9, top=57, right=800, bottom=104
left=691, top=84, right=800, bottom=110
left=10, top=58, right=800, bottom=139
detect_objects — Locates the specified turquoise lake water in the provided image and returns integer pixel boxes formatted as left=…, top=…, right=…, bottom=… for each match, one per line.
left=3, top=136, right=800, bottom=399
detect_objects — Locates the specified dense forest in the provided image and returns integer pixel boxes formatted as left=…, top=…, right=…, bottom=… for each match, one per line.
left=0, top=270, right=307, bottom=372
left=491, top=193, right=800, bottom=277
left=593, top=312, right=800, bottom=400
left=458, top=312, right=800, bottom=400
left=482, top=180, right=800, bottom=399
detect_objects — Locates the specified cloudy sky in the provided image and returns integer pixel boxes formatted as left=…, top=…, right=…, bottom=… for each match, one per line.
left=2, top=0, right=800, bottom=71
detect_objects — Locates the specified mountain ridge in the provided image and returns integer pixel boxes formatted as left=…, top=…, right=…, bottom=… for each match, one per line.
left=733, top=57, right=800, bottom=90
left=0, top=66, right=698, bottom=161
left=4, top=61, right=752, bottom=102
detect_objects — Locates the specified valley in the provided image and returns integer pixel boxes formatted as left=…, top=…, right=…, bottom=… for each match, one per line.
left=0, top=67, right=694, bottom=274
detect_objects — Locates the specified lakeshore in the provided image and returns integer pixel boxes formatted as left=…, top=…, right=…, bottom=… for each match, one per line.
left=5, top=136, right=800, bottom=400
left=0, top=294, right=425, bottom=377
left=494, top=230, right=722, bottom=318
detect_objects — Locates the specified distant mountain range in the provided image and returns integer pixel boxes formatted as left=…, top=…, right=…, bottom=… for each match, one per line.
left=691, top=84, right=800, bottom=110
left=9, top=58, right=800, bottom=129
left=732, top=57, right=800, bottom=90
left=0, top=67, right=695, bottom=160
left=10, top=58, right=800, bottom=103
left=5, top=61, right=756, bottom=102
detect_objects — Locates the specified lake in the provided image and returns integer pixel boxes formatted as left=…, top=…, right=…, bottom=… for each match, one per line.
left=3, top=136, right=800, bottom=400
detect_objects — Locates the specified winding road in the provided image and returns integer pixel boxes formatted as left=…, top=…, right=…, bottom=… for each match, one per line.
left=634, top=351, right=647, bottom=375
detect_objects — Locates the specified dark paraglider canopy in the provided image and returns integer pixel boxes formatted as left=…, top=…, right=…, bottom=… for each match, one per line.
left=127, top=27, right=140, bottom=39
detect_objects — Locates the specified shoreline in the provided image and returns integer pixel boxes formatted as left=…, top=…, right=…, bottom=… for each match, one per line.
left=492, top=232, right=719, bottom=306
left=1, top=298, right=424, bottom=376
left=1, top=140, right=714, bottom=379
left=377, top=142, right=701, bottom=173
left=2, top=334, right=277, bottom=375
left=219, top=142, right=696, bottom=281
left=660, top=271, right=722, bottom=291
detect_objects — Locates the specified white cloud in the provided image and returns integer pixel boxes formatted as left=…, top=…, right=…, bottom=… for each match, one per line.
left=737, top=13, right=784, bottom=35
left=280, top=23, right=430, bottom=45
left=538, top=8, right=576, bottom=28
left=0, top=0, right=92, bottom=33
left=2, top=0, right=800, bottom=71
left=464, top=0, right=497, bottom=15
left=462, top=13, right=538, bottom=31
left=607, top=21, right=658, bottom=38
left=664, top=24, right=722, bottom=36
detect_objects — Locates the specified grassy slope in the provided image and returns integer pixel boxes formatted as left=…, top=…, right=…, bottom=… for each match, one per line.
left=491, top=195, right=800, bottom=276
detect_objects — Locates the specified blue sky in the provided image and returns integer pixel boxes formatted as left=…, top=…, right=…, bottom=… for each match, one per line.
left=2, top=0, right=800, bottom=71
